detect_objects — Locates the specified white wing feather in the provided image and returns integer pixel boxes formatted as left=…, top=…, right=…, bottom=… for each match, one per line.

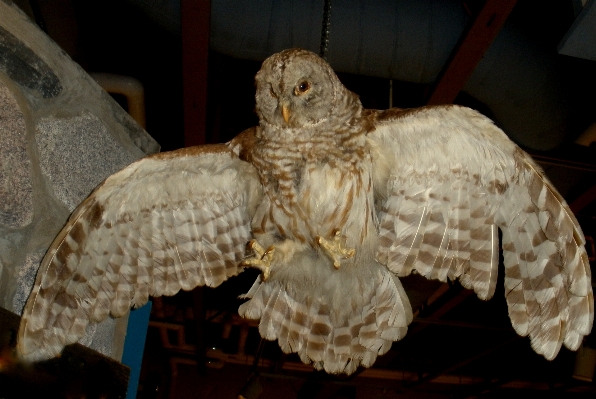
left=18, top=145, right=262, bottom=362
left=368, top=105, right=593, bottom=360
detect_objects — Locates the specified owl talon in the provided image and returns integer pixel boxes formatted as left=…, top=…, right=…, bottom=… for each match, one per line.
left=242, top=239, right=275, bottom=281
left=316, top=229, right=355, bottom=269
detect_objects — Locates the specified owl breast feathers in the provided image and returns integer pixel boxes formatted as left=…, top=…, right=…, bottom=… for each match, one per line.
left=17, top=49, right=593, bottom=375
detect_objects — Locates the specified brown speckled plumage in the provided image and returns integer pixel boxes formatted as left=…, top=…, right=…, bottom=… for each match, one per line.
left=18, top=49, right=592, bottom=374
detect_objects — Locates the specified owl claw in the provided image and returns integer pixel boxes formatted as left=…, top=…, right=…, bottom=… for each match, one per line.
left=316, top=229, right=355, bottom=269
left=242, top=239, right=275, bottom=281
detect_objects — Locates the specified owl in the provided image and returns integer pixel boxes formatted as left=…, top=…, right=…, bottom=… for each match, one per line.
left=17, top=49, right=593, bottom=375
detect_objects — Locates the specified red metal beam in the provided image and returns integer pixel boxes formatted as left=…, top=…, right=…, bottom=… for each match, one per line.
left=181, top=1, right=211, bottom=372
left=181, top=0, right=210, bottom=147
left=427, top=0, right=518, bottom=105
left=570, top=185, right=596, bottom=214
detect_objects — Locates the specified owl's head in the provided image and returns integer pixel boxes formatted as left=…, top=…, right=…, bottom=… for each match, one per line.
left=255, top=49, right=359, bottom=129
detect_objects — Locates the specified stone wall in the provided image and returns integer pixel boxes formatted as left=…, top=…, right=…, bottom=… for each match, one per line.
left=0, top=0, right=159, bottom=360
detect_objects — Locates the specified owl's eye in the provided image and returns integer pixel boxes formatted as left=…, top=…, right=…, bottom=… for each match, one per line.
left=269, top=86, right=277, bottom=98
left=294, top=81, right=310, bottom=95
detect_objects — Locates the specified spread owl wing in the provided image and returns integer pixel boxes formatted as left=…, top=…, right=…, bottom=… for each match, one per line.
left=367, top=105, right=593, bottom=360
left=18, top=143, right=262, bottom=362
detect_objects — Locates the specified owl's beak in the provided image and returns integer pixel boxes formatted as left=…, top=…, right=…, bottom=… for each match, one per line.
left=281, top=104, right=290, bottom=124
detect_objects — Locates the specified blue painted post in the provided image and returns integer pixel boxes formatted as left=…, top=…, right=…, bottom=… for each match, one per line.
left=122, top=301, right=152, bottom=399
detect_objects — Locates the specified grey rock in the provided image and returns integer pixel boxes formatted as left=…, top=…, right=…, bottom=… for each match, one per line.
left=11, top=250, right=43, bottom=315
left=0, top=79, right=32, bottom=227
left=0, top=235, right=18, bottom=309
left=108, top=95, right=161, bottom=155
left=36, top=112, right=138, bottom=211
left=0, top=25, right=62, bottom=98
left=0, top=0, right=160, bottom=362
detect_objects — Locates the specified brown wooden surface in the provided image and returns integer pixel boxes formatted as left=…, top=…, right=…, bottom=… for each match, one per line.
left=0, top=307, right=129, bottom=398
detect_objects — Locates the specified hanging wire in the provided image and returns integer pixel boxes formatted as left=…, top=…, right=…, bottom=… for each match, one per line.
left=319, top=0, right=332, bottom=59
left=237, top=338, right=267, bottom=399
left=389, top=79, right=393, bottom=109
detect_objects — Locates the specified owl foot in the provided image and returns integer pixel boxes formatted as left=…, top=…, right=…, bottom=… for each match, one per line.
left=242, top=239, right=275, bottom=281
left=316, top=229, right=355, bottom=269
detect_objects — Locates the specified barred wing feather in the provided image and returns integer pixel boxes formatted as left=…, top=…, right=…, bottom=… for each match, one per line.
left=368, top=105, right=593, bottom=360
left=18, top=145, right=262, bottom=362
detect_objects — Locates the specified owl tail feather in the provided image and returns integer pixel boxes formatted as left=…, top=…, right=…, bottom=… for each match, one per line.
left=238, top=266, right=412, bottom=375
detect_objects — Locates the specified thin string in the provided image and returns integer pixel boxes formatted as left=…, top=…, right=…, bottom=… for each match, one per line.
left=319, top=0, right=332, bottom=59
